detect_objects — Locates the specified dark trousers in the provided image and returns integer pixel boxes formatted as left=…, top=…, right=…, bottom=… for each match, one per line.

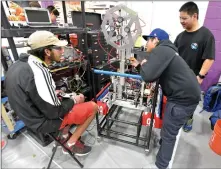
left=155, top=101, right=198, bottom=169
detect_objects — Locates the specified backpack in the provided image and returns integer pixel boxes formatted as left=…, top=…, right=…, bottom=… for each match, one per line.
left=209, top=110, right=221, bottom=130
left=203, top=83, right=221, bottom=112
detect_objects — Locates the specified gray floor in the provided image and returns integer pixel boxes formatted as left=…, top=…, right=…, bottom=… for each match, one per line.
left=2, top=103, right=221, bottom=168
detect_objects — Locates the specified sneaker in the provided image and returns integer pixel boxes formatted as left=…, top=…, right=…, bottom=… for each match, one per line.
left=183, top=118, right=193, bottom=132
left=57, top=126, right=85, bottom=145
left=57, top=135, right=85, bottom=147
left=62, top=140, right=92, bottom=156
left=57, top=131, right=71, bottom=144
left=78, top=136, right=85, bottom=145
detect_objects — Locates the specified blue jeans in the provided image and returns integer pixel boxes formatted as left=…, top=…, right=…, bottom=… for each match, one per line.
left=155, top=101, right=197, bottom=169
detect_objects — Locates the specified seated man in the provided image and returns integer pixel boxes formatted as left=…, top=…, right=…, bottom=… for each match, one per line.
left=130, top=28, right=201, bottom=169
left=5, top=31, right=107, bottom=156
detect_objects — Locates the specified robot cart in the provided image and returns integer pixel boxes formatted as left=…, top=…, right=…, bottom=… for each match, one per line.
left=87, top=4, right=164, bottom=153
left=92, top=70, right=160, bottom=153
left=84, top=4, right=166, bottom=152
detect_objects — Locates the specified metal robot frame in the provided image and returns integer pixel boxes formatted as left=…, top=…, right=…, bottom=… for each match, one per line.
left=92, top=4, right=160, bottom=153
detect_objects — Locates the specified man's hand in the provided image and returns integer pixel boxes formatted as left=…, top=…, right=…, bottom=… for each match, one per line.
left=130, top=57, right=140, bottom=67
left=197, top=76, right=203, bottom=84
left=72, top=93, right=85, bottom=104
left=55, top=90, right=64, bottom=96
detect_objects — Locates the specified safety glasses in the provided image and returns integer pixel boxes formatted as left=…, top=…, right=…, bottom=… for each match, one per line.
left=50, top=46, right=63, bottom=51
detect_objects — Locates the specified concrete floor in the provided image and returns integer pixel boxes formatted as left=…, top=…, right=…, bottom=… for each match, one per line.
left=2, top=103, right=221, bottom=168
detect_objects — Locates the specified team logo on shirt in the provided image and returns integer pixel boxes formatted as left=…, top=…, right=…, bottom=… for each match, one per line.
left=191, top=43, right=198, bottom=50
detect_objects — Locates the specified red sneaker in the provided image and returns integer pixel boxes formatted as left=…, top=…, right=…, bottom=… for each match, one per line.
left=62, top=140, right=92, bottom=156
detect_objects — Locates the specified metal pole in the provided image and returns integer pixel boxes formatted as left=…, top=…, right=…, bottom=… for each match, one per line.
left=81, top=1, right=93, bottom=100
left=93, top=69, right=142, bottom=80
left=1, top=50, right=8, bottom=71
left=1, top=2, right=19, bottom=61
left=81, top=1, right=88, bottom=57
left=5, top=1, right=11, bottom=15
left=109, top=106, right=122, bottom=128
left=136, top=111, right=143, bottom=145
left=145, top=79, right=160, bottom=151
left=61, top=1, right=70, bottom=44
left=7, top=38, right=19, bottom=61
left=47, top=144, right=58, bottom=169
left=92, top=68, right=101, bottom=135
left=1, top=1, right=10, bottom=28
left=62, top=1, right=68, bottom=23
left=100, top=105, right=118, bottom=130
left=81, top=1, right=86, bottom=29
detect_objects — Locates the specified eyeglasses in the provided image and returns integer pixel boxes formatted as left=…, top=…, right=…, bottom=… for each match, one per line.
left=50, top=46, right=63, bottom=51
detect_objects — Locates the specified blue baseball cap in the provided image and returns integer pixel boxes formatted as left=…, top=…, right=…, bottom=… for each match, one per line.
left=143, top=28, right=169, bottom=41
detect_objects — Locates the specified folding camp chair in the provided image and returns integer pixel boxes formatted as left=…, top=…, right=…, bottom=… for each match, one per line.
left=27, top=127, right=84, bottom=168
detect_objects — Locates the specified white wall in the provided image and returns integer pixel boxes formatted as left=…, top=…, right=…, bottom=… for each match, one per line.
left=123, top=1, right=209, bottom=43
left=124, top=1, right=154, bottom=35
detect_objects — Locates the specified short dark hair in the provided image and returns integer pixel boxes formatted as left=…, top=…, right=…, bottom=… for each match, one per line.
left=47, top=5, right=59, bottom=16
left=27, top=45, right=54, bottom=61
left=179, top=1, right=199, bottom=19
left=29, top=1, right=41, bottom=8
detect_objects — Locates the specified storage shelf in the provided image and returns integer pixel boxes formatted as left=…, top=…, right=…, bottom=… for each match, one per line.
left=1, top=27, right=86, bottom=38
left=1, top=1, right=93, bottom=100
left=2, top=120, right=25, bottom=134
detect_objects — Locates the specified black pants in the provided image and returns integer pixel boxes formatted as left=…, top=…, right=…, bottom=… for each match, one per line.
left=155, top=101, right=197, bottom=169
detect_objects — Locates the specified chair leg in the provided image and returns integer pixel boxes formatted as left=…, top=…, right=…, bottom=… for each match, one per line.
left=47, top=133, right=84, bottom=168
left=47, top=143, right=58, bottom=169
left=68, top=151, right=84, bottom=168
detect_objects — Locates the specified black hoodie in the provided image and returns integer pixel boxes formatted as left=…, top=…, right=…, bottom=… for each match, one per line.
left=5, top=54, right=75, bottom=133
left=138, top=40, right=201, bottom=106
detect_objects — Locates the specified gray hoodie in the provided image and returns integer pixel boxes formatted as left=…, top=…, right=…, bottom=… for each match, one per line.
left=139, top=40, right=201, bottom=106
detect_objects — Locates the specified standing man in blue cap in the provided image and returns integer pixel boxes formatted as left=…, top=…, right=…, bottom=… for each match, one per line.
left=130, top=28, right=201, bottom=169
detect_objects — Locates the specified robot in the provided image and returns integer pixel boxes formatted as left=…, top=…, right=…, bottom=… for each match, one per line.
left=93, top=4, right=163, bottom=153
left=98, top=4, right=146, bottom=109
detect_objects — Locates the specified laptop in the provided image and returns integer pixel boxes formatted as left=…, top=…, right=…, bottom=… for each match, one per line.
left=23, top=7, right=58, bottom=28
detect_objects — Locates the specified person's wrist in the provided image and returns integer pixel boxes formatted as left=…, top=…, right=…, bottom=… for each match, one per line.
left=135, top=63, right=141, bottom=69
left=198, top=73, right=205, bottom=79
left=71, top=96, right=77, bottom=104
left=140, top=59, right=147, bottom=65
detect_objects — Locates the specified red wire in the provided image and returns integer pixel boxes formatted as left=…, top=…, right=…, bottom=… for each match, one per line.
left=97, top=32, right=118, bottom=70
left=97, top=32, right=115, bottom=58
left=107, top=47, right=118, bottom=70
